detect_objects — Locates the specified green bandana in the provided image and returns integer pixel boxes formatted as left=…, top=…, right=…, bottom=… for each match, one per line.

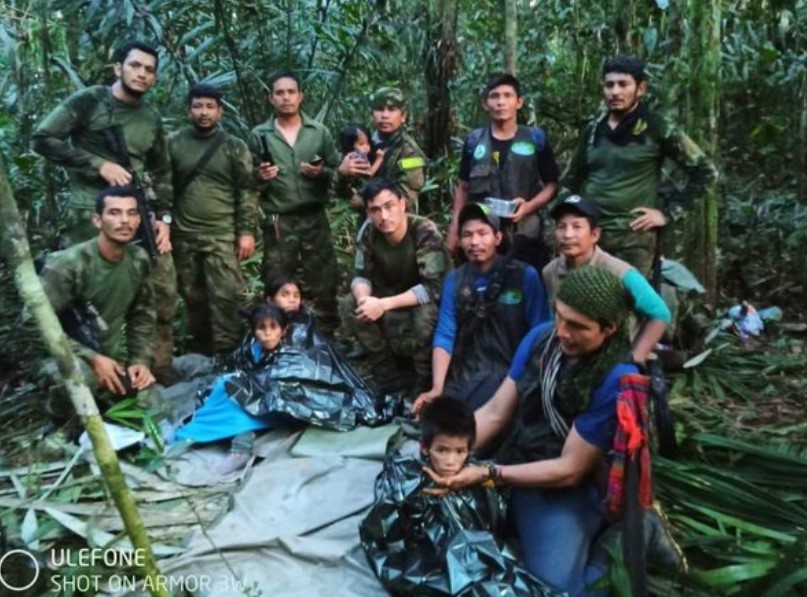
left=552, top=266, right=632, bottom=415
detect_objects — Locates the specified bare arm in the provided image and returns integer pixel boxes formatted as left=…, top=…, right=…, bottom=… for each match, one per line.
left=412, top=347, right=453, bottom=414
left=474, top=376, right=520, bottom=449
left=447, top=180, right=469, bottom=251
left=632, top=319, right=667, bottom=364
left=425, top=425, right=603, bottom=492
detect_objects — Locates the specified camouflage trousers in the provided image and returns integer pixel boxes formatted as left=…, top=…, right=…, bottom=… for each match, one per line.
left=340, top=294, right=437, bottom=385
left=174, top=235, right=244, bottom=355
left=262, top=207, right=339, bottom=335
left=599, top=228, right=657, bottom=278
left=62, top=206, right=177, bottom=381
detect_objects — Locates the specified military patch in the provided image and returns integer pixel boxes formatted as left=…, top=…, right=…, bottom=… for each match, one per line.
left=498, top=289, right=523, bottom=305
left=511, top=141, right=536, bottom=156
left=398, top=156, right=426, bottom=170
left=473, top=144, right=486, bottom=160
left=633, top=119, right=648, bottom=135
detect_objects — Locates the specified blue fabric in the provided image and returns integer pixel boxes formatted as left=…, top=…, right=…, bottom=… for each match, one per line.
left=433, top=267, right=549, bottom=354
left=507, top=322, right=553, bottom=381
left=622, top=268, right=671, bottom=323
left=508, top=326, right=638, bottom=452
left=174, top=374, right=280, bottom=444
left=510, top=483, right=609, bottom=596
left=573, top=362, right=638, bottom=452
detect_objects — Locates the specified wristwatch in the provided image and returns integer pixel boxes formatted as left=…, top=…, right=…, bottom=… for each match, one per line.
left=160, top=214, right=173, bottom=225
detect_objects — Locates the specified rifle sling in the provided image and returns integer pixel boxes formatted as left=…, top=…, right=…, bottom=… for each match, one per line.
left=174, top=132, right=227, bottom=199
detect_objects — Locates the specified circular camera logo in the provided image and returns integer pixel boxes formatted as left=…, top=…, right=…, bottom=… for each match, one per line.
left=0, top=549, right=41, bottom=592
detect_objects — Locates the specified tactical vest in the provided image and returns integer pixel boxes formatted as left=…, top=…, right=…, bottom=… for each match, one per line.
left=449, top=258, right=530, bottom=384
left=467, top=126, right=547, bottom=203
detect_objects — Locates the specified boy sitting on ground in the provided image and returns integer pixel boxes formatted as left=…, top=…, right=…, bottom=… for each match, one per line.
left=360, top=396, right=558, bottom=596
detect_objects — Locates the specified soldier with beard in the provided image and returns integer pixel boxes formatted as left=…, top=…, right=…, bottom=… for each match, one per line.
left=33, top=40, right=177, bottom=381
left=564, top=56, right=718, bottom=276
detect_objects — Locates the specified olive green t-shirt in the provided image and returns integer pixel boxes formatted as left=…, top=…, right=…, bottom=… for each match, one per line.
left=168, top=126, right=258, bottom=240
left=40, top=239, right=155, bottom=365
left=33, top=85, right=172, bottom=215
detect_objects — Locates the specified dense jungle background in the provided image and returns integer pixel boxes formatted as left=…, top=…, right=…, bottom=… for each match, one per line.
left=1, top=0, right=807, bottom=595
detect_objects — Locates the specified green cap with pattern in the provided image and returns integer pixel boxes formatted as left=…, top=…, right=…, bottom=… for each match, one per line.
left=556, top=266, right=630, bottom=326
left=371, top=87, right=407, bottom=110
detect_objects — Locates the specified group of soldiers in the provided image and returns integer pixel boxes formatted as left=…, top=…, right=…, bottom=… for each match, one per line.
left=31, top=40, right=716, bottom=413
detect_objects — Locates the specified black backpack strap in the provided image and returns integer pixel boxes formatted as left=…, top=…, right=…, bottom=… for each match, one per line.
left=174, top=132, right=227, bottom=199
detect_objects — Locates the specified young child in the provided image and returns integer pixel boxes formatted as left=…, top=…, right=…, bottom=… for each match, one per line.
left=338, top=123, right=385, bottom=214
left=360, top=396, right=556, bottom=595
left=263, top=274, right=316, bottom=348
left=339, top=122, right=385, bottom=177
left=264, top=273, right=302, bottom=314
left=173, top=304, right=289, bottom=474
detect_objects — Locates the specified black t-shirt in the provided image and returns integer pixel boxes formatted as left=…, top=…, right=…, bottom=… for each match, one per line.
left=458, top=127, right=560, bottom=186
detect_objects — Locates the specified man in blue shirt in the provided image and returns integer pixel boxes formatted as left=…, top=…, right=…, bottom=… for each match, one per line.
left=422, top=266, right=641, bottom=595
left=414, top=203, right=549, bottom=412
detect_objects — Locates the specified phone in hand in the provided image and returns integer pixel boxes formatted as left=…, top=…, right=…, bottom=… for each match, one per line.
left=310, top=155, right=325, bottom=166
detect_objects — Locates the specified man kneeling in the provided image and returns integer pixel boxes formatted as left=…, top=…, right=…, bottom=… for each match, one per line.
left=40, top=187, right=156, bottom=414
left=340, top=178, right=449, bottom=395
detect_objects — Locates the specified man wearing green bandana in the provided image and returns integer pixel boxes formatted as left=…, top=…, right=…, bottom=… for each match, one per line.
left=338, top=87, right=427, bottom=213
left=423, top=266, right=639, bottom=595
left=564, top=56, right=717, bottom=276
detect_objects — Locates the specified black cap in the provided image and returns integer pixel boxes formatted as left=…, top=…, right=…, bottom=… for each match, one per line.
left=458, top=202, right=501, bottom=232
left=550, top=195, right=601, bottom=223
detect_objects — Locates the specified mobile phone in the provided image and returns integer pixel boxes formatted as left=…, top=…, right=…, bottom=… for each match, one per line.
left=310, top=155, right=324, bottom=166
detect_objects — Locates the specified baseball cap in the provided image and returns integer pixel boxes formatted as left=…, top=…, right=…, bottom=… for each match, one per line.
left=550, top=195, right=601, bottom=223
left=371, top=87, right=407, bottom=110
left=458, top=202, right=501, bottom=232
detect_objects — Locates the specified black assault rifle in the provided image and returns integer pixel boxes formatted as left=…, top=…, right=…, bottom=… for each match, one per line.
left=103, top=125, right=159, bottom=261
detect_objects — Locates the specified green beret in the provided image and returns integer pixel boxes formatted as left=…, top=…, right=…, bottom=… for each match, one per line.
left=556, top=266, right=630, bottom=326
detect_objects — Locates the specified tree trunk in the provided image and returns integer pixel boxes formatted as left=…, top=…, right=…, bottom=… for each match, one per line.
left=423, top=0, right=459, bottom=160
left=0, top=159, right=170, bottom=597
left=683, top=0, right=720, bottom=302
left=504, top=0, right=517, bottom=74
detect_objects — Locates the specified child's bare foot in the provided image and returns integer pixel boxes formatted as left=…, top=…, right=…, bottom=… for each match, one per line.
left=213, top=451, right=251, bottom=476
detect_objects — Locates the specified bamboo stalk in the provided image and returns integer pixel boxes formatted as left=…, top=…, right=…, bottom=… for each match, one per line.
left=0, top=158, right=170, bottom=597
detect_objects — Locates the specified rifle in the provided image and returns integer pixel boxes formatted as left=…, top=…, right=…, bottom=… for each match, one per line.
left=648, top=185, right=678, bottom=458
left=103, top=125, right=159, bottom=260
left=59, top=302, right=108, bottom=353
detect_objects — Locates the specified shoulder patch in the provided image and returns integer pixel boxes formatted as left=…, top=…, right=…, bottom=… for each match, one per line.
left=398, top=156, right=425, bottom=170
left=511, top=141, right=536, bottom=157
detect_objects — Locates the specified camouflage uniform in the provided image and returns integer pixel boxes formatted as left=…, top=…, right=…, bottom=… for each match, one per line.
left=340, top=214, right=449, bottom=389
left=249, top=113, right=341, bottom=335
left=168, top=126, right=258, bottom=355
left=564, top=105, right=718, bottom=276
left=370, top=87, right=427, bottom=213
left=33, top=85, right=177, bottom=379
left=38, top=239, right=155, bottom=398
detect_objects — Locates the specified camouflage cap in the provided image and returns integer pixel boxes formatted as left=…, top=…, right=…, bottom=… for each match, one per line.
left=371, top=87, right=407, bottom=110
